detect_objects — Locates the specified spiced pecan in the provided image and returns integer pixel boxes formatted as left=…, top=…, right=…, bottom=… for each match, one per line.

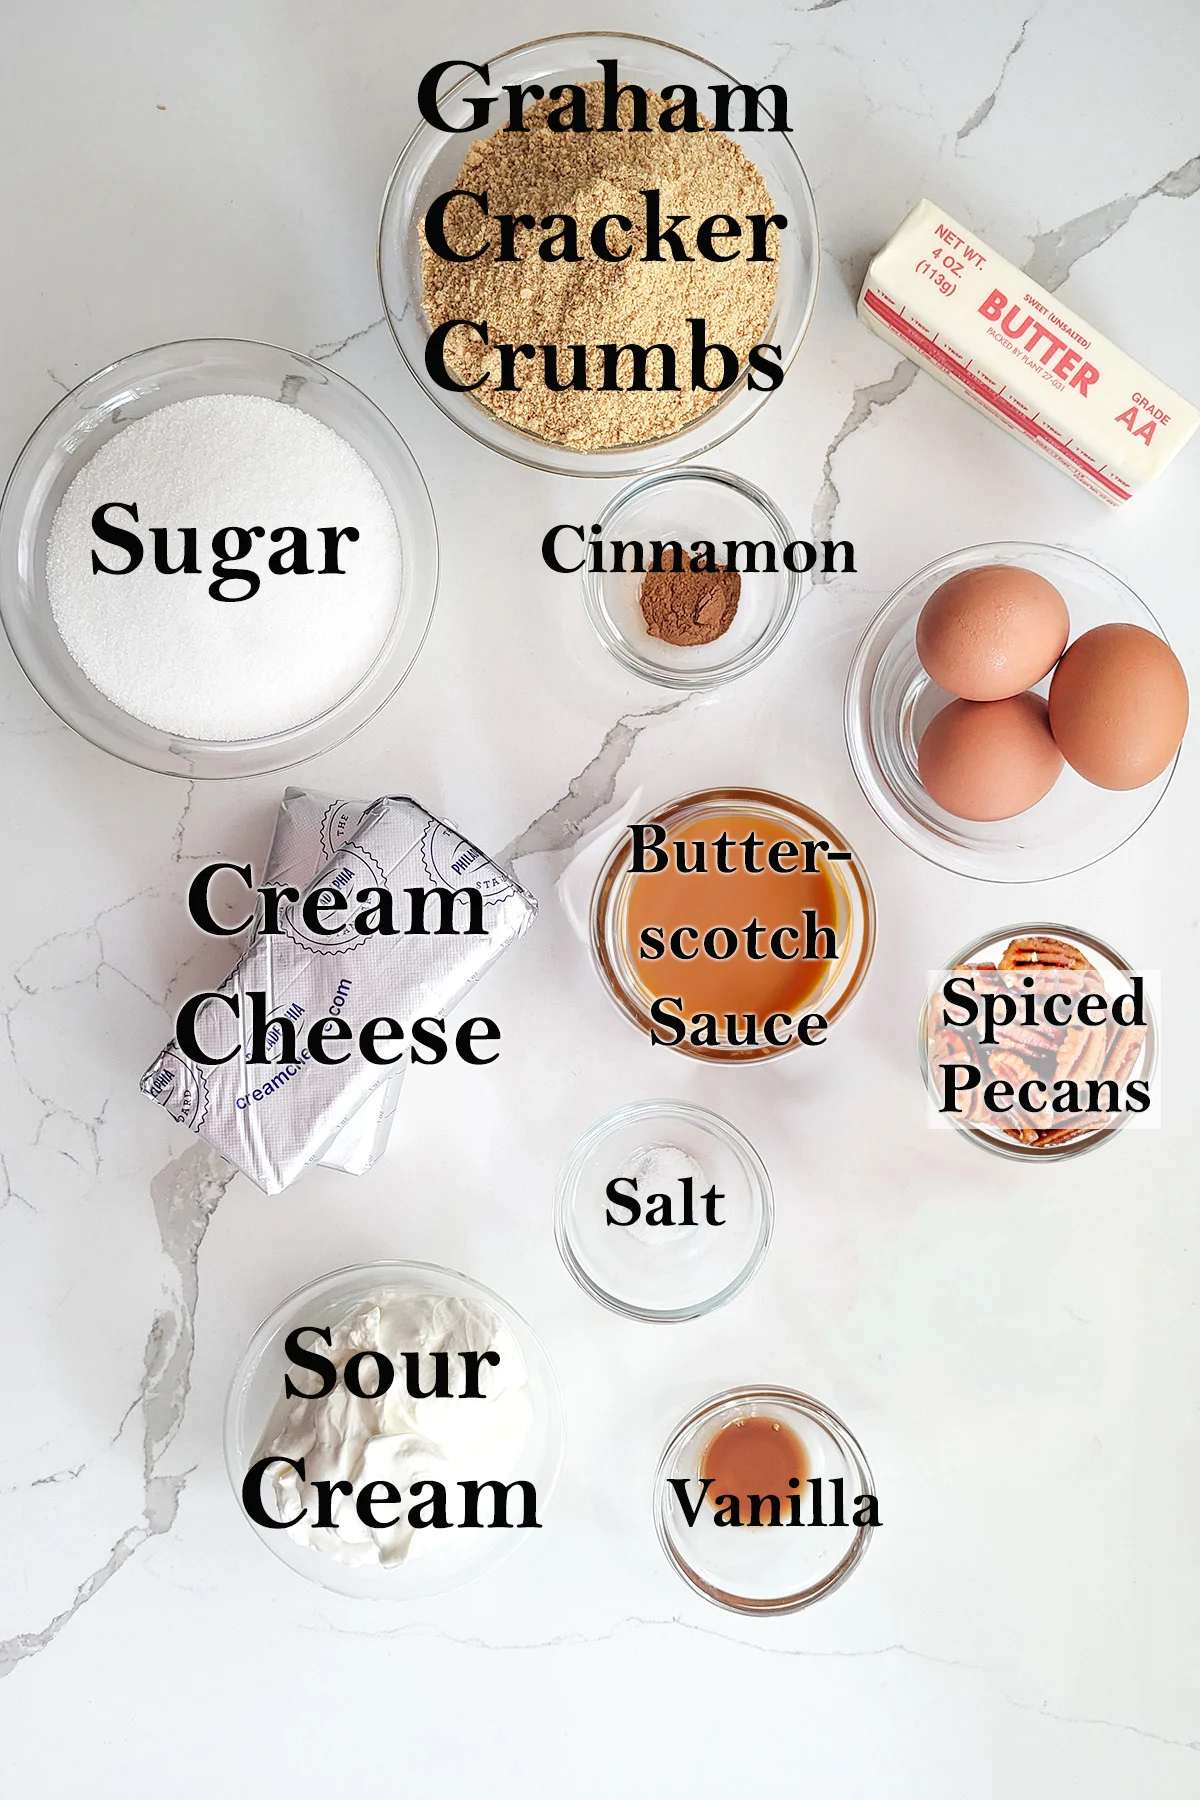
left=1044, top=966, right=1102, bottom=992
left=987, top=1049, right=1039, bottom=1085
left=1054, top=1022, right=1108, bottom=1084
left=931, top=1026, right=979, bottom=1068
left=985, top=1049, right=1048, bottom=1131
left=995, top=1022, right=1060, bottom=1055
left=1035, top=1125, right=1093, bottom=1147
left=1101, top=1023, right=1147, bottom=1086
left=999, top=935, right=1093, bottom=972
left=951, top=961, right=1005, bottom=998
left=1003, top=1124, right=1040, bottom=1145
left=929, top=1027, right=988, bottom=1119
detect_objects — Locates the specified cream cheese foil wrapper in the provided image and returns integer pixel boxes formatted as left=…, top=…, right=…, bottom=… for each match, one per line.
left=262, top=789, right=402, bottom=1177
left=141, top=796, right=536, bottom=1194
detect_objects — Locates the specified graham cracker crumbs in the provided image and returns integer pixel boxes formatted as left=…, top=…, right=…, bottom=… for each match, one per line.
left=420, top=84, right=781, bottom=449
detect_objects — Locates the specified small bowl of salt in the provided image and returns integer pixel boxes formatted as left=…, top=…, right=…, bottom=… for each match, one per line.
left=0, top=338, right=438, bottom=777
left=554, top=1099, right=773, bottom=1322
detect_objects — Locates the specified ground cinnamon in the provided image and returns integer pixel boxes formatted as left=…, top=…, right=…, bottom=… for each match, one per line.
left=639, top=552, right=740, bottom=645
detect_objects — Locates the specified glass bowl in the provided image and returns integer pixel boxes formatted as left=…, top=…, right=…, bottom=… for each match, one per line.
left=581, top=467, right=803, bottom=688
left=0, top=339, right=439, bottom=778
left=918, top=922, right=1157, bottom=1162
left=654, top=1385, right=875, bottom=1613
left=377, top=32, right=819, bottom=477
left=590, top=787, right=875, bottom=1063
left=224, top=1261, right=564, bottom=1599
left=555, top=1100, right=773, bottom=1321
left=843, top=541, right=1179, bottom=881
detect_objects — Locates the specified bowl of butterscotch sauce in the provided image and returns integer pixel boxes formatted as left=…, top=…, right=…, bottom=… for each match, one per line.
left=591, top=787, right=875, bottom=1062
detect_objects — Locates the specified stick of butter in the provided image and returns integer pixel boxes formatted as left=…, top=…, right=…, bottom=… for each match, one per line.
left=858, top=198, right=1198, bottom=505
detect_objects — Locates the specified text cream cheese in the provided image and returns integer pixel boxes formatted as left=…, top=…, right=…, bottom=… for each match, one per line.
left=858, top=199, right=1198, bottom=504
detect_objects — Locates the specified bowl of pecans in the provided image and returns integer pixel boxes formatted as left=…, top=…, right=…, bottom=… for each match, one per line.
left=918, top=924, right=1156, bottom=1160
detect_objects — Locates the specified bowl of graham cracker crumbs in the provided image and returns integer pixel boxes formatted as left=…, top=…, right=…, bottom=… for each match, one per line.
left=378, top=33, right=819, bottom=476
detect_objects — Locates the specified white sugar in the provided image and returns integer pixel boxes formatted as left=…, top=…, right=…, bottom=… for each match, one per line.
left=46, top=393, right=403, bottom=740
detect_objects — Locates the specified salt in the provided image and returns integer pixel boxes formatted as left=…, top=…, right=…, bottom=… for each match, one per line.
left=615, top=1142, right=708, bottom=1246
left=46, top=393, right=403, bottom=740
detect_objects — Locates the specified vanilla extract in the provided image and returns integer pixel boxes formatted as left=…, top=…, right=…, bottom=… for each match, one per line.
left=672, top=1414, right=881, bottom=1529
left=669, top=1474, right=879, bottom=1530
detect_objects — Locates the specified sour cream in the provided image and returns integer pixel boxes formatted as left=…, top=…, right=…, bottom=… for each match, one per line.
left=251, top=1291, right=532, bottom=1568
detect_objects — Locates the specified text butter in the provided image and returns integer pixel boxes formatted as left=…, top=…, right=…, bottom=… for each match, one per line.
left=858, top=199, right=1198, bottom=505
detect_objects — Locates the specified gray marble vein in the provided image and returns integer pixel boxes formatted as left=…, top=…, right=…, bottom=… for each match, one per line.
left=956, top=14, right=1033, bottom=142
left=1026, top=151, right=1200, bottom=290
left=502, top=699, right=689, bottom=864
left=145, top=1141, right=235, bottom=1456
left=295, top=1615, right=1200, bottom=1752
left=309, top=318, right=387, bottom=362
left=171, top=780, right=196, bottom=865
left=0, top=1141, right=235, bottom=1680
left=25, top=1462, right=86, bottom=1491
left=0, top=1149, right=32, bottom=1213
left=0, top=1484, right=185, bottom=1681
left=810, top=360, right=918, bottom=571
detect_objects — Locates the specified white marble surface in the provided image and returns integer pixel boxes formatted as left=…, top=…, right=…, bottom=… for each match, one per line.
left=2, top=1, right=1199, bottom=1792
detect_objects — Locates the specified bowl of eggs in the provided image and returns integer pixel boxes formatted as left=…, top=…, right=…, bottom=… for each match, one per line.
left=844, top=541, right=1189, bottom=882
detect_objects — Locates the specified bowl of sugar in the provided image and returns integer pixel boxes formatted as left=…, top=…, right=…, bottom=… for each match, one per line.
left=0, top=339, right=439, bottom=777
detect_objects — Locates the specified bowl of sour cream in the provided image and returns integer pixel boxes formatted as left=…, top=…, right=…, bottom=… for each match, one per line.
left=224, top=1261, right=564, bottom=1598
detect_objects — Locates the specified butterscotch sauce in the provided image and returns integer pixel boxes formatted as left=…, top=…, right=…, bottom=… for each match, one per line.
left=624, top=806, right=841, bottom=1020
left=700, top=1414, right=810, bottom=1519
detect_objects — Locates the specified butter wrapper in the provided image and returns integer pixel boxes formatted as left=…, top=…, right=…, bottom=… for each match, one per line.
left=262, top=788, right=402, bottom=1177
left=142, top=797, right=536, bottom=1194
left=859, top=198, right=1199, bottom=503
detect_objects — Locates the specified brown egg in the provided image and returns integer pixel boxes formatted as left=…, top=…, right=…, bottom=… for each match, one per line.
left=916, top=565, right=1070, bottom=701
left=1048, top=623, right=1188, bottom=789
left=918, top=693, right=1064, bottom=821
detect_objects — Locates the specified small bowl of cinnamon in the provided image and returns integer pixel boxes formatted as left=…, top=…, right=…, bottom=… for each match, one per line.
left=581, top=466, right=803, bottom=688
